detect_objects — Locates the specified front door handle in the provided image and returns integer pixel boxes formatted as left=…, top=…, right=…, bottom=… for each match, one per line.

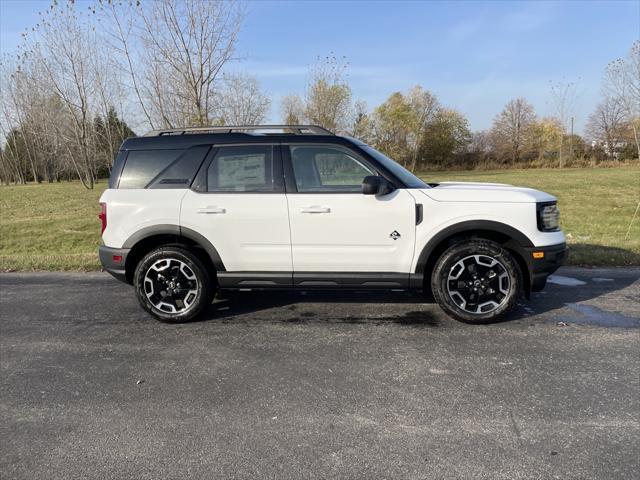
left=197, top=206, right=226, bottom=214
left=300, top=206, right=331, bottom=214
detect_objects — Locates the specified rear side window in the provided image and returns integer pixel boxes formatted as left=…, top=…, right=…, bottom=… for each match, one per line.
left=206, top=145, right=282, bottom=192
left=118, top=149, right=184, bottom=189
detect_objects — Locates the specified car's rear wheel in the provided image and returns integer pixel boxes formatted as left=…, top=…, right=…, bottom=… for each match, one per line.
left=431, top=239, right=522, bottom=324
left=133, top=246, right=214, bottom=323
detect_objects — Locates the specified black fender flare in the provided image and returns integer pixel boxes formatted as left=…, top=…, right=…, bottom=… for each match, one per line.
left=414, top=220, right=534, bottom=276
left=122, top=224, right=226, bottom=271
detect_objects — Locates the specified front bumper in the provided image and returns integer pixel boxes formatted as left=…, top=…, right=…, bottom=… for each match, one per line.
left=524, top=242, right=567, bottom=292
left=99, top=245, right=131, bottom=283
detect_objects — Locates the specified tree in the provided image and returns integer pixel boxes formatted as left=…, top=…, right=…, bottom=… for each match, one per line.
left=466, top=131, right=493, bottom=167
left=528, top=117, right=563, bottom=162
left=419, top=108, right=471, bottom=168
left=0, top=0, right=253, bottom=185
left=1, top=129, right=30, bottom=184
left=489, top=98, right=536, bottom=164
left=304, top=55, right=353, bottom=133
left=549, top=79, right=580, bottom=167
left=604, top=41, right=640, bottom=159
left=280, top=94, right=305, bottom=124
left=406, top=86, right=440, bottom=171
left=94, top=107, right=136, bottom=171
left=371, top=86, right=442, bottom=169
left=218, top=72, right=270, bottom=125
left=564, top=133, right=588, bottom=160
left=351, top=100, right=374, bottom=144
left=372, top=92, right=415, bottom=166
left=23, top=2, right=104, bottom=188
left=279, top=54, right=354, bottom=132
left=586, top=96, right=626, bottom=160
left=100, top=0, right=244, bottom=129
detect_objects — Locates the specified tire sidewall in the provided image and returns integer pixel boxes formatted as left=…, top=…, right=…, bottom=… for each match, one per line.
left=431, top=240, right=522, bottom=324
left=133, top=247, right=212, bottom=323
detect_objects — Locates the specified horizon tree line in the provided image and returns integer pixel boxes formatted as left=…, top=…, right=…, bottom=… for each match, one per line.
left=1, top=0, right=638, bottom=187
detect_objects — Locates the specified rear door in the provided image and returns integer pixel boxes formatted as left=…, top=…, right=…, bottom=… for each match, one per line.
left=284, top=144, right=417, bottom=281
left=180, top=144, right=292, bottom=283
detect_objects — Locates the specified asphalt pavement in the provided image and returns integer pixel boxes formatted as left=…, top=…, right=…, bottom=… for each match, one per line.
left=1, top=267, right=639, bottom=479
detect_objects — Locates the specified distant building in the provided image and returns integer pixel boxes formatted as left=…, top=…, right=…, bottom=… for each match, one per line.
left=590, top=139, right=628, bottom=159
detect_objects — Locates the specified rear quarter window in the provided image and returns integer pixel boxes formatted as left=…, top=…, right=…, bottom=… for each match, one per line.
left=147, top=146, right=211, bottom=189
left=109, top=151, right=127, bottom=189
left=118, top=149, right=185, bottom=189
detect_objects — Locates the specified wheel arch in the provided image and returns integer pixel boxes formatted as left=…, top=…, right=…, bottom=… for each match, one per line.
left=415, top=220, right=533, bottom=296
left=122, top=225, right=225, bottom=284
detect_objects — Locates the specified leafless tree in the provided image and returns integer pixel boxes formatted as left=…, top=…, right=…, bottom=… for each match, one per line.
left=586, top=96, right=626, bottom=160
left=489, top=98, right=536, bottom=164
left=218, top=72, right=270, bottom=125
left=136, top=0, right=244, bottom=128
left=467, top=130, right=492, bottom=166
left=549, top=78, right=580, bottom=167
left=98, top=0, right=244, bottom=129
left=604, top=41, right=640, bottom=159
left=1, top=60, right=34, bottom=184
left=98, top=0, right=155, bottom=130
left=26, top=3, right=105, bottom=188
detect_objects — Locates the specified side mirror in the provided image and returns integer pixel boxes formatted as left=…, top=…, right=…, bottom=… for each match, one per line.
left=362, top=176, right=393, bottom=196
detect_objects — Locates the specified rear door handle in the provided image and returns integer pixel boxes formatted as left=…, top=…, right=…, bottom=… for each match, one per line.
left=300, top=206, right=331, bottom=214
left=197, top=206, right=226, bottom=214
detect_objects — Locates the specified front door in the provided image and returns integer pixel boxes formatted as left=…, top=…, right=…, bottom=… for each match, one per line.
left=284, top=144, right=417, bottom=282
left=181, top=144, right=292, bottom=282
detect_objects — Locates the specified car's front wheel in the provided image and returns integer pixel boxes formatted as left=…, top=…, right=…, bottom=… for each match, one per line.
left=133, top=246, right=214, bottom=323
left=431, top=239, right=522, bottom=324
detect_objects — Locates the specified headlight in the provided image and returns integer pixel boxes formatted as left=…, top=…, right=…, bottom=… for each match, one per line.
left=537, top=202, right=560, bottom=232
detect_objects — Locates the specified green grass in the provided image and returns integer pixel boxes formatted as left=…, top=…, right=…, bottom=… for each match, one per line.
left=0, top=181, right=104, bottom=271
left=0, top=166, right=639, bottom=271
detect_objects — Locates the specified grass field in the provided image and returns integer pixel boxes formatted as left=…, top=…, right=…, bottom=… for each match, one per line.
left=1, top=166, right=639, bottom=271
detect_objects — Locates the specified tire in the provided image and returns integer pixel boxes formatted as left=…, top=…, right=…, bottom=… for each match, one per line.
left=431, top=239, right=522, bottom=324
left=133, top=246, right=214, bottom=323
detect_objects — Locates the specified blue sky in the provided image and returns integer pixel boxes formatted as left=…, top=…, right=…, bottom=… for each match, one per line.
left=1, top=0, right=638, bottom=133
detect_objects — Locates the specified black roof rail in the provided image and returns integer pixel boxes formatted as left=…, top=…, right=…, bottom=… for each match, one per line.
left=144, top=125, right=334, bottom=137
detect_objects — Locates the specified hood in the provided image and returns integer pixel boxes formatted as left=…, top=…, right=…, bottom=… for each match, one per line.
left=422, top=181, right=556, bottom=203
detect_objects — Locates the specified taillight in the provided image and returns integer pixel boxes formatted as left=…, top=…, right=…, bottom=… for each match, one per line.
left=99, top=202, right=107, bottom=234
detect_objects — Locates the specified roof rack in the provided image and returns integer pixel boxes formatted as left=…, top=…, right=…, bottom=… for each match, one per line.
left=144, top=125, right=334, bottom=137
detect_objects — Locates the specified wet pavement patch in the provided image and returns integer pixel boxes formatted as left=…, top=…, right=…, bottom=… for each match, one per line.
left=547, top=275, right=587, bottom=286
left=558, top=303, right=640, bottom=328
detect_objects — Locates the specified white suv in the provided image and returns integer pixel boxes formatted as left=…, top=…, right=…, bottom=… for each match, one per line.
left=99, top=125, right=566, bottom=324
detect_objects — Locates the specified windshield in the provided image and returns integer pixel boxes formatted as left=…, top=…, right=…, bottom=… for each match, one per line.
left=361, top=146, right=429, bottom=189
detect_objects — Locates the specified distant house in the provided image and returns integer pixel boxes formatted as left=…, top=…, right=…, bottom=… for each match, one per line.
left=591, top=139, right=628, bottom=159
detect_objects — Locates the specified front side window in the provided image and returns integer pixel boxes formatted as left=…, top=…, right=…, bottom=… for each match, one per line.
left=290, top=145, right=374, bottom=193
left=207, top=145, right=280, bottom=192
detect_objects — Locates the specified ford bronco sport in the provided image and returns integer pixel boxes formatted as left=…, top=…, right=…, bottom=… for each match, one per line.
left=99, top=125, right=566, bottom=324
